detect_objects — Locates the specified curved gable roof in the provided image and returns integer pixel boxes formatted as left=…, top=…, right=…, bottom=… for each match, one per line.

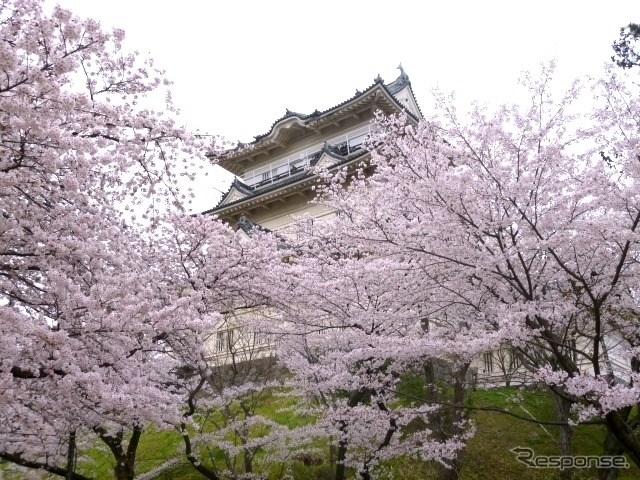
left=204, top=146, right=369, bottom=215
left=209, top=69, right=422, bottom=166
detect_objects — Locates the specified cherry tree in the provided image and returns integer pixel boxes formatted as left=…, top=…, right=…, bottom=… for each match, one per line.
left=154, top=216, right=317, bottom=480
left=0, top=1, right=213, bottom=478
left=263, top=233, right=473, bottom=480
left=299, top=64, right=640, bottom=473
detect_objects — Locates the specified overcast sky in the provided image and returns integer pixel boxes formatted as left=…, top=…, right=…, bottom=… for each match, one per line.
left=48, top=0, right=639, bottom=211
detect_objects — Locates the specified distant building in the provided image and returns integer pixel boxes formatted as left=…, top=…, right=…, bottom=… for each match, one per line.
left=202, top=67, right=421, bottom=365
left=205, top=66, right=422, bottom=233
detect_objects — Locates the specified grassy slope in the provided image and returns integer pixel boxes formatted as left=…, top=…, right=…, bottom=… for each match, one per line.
left=357, top=386, right=640, bottom=480
left=3, top=387, right=639, bottom=479
left=460, top=387, right=625, bottom=480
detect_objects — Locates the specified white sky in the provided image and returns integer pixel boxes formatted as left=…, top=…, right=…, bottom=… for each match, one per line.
left=48, top=0, right=639, bottom=212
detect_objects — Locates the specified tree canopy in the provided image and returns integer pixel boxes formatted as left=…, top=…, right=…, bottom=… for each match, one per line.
left=3, top=1, right=640, bottom=478
left=264, top=65, right=640, bottom=477
left=612, top=23, right=640, bottom=69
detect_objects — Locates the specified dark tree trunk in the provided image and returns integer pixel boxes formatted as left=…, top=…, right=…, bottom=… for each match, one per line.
left=423, top=359, right=438, bottom=403
left=606, top=355, right=640, bottom=474
left=177, top=377, right=221, bottom=479
left=438, top=363, right=470, bottom=480
left=94, top=425, right=142, bottom=480
left=334, top=389, right=369, bottom=480
left=605, top=409, right=640, bottom=467
left=334, top=420, right=349, bottom=480
left=66, top=430, right=77, bottom=480
left=599, top=417, right=627, bottom=480
left=243, top=446, right=252, bottom=475
left=423, top=360, right=471, bottom=480
left=550, top=389, right=573, bottom=480
left=358, top=401, right=398, bottom=480
left=178, top=424, right=221, bottom=480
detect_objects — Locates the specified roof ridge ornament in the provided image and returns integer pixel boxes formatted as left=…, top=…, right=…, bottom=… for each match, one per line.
left=397, top=63, right=409, bottom=82
left=374, top=74, right=384, bottom=84
left=385, top=64, right=411, bottom=95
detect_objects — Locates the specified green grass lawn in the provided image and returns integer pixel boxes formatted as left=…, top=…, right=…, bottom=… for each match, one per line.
left=459, top=387, right=639, bottom=480
left=3, top=386, right=639, bottom=479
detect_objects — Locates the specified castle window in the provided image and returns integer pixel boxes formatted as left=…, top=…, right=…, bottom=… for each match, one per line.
left=216, top=329, right=234, bottom=353
left=254, top=331, right=270, bottom=345
left=347, top=131, right=368, bottom=153
left=510, top=349, right=521, bottom=369
left=483, top=352, right=493, bottom=373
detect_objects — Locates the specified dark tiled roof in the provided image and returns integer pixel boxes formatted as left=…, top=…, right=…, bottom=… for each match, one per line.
left=205, top=67, right=421, bottom=214
left=236, top=216, right=290, bottom=250
left=244, top=69, right=420, bottom=146
left=386, top=64, right=410, bottom=95
left=386, top=64, right=424, bottom=119
left=204, top=146, right=369, bottom=214
left=237, top=215, right=271, bottom=234
left=215, top=178, right=254, bottom=207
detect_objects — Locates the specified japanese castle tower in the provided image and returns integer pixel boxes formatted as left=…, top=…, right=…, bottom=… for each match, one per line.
left=202, top=67, right=423, bottom=366
left=205, top=66, right=422, bottom=231
left=201, top=68, right=567, bottom=386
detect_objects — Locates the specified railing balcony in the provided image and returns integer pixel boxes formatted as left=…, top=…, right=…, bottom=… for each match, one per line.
left=243, top=151, right=318, bottom=190
left=242, top=126, right=371, bottom=191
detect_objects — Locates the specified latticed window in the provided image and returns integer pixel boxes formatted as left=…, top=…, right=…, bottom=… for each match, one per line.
left=216, top=329, right=234, bottom=353
left=510, top=349, right=521, bottom=369
left=253, top=331, right=271, bottom=346
left=483, top=352, right=494, bottom=373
